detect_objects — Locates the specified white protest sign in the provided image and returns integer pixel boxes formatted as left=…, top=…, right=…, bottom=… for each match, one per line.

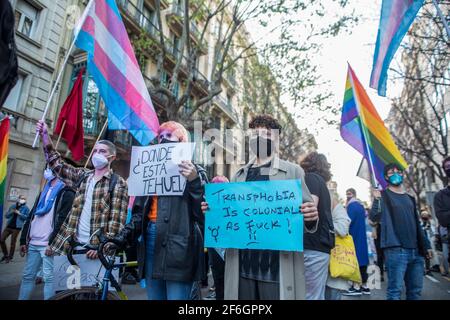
left=53, top=255, right=119, bottom=292
left=128, top=142, right=196, bottom=196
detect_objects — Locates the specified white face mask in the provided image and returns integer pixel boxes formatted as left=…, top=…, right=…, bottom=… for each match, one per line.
left=19, top=199, right=26, bottom=205
left=92, top=153, right=110, bottom=169
left=44, top=168, right=55, bottom=181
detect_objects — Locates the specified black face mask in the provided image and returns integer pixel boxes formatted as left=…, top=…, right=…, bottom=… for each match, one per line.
left=160, top=138, right=178, bottom=144
left=250, top=136, right=273, bottom=158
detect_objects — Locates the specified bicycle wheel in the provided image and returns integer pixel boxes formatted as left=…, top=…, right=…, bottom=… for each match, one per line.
left=49, top=287, right=120, bottom=300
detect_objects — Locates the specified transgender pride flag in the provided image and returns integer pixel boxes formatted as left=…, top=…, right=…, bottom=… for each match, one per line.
left=370, top=0, right=424, bottom=96
left=74, top=0, right=159, bottom=145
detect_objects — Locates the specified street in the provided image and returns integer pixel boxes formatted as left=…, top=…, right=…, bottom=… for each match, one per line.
left=1, top=248, right=449, bottom=300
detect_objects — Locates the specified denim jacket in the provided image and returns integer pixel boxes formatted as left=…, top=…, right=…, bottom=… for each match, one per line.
left=5, top=203, right=30, bottom=229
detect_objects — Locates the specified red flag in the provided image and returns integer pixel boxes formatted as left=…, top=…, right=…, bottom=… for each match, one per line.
left=54, top=68, right=85, bottom=161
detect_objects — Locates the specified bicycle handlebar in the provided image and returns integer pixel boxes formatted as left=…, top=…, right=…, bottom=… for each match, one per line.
left=66, top=237, right=99, bottom=266
left=98, top=237, right=125, bottom=271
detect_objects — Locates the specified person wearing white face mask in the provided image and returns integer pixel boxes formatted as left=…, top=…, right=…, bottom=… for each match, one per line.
left=35, top=120, right=128, bottom=260
left=1, top=195, right=30, bottom=263
left=18, top=167, right=75, bottom=299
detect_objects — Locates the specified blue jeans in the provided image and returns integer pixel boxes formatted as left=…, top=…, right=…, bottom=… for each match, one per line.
left=384, top=247, right=424, bottom=300
left=304, top=250, right=331, bottom=300
left=145, top=223, right=193, bottom=300
left=18, top=244, right=54, bottom=300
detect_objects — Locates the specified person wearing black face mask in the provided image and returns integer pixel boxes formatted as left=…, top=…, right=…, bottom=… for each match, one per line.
left=370, top=163, right=432, bottom=300
left=434, top=156, right=450, bottom=275
left=1, top=195, right=30, bottom=263
left=201, top=114, right=319, bottom=300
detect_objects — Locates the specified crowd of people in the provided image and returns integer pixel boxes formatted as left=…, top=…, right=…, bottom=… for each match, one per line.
left=0, top=114, right=449, bottom=301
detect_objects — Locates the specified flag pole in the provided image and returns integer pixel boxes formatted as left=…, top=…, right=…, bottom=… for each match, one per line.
left=54, top=120, right=67, bottom=150
left=32, top=0, right=94, bottom=149
left=432, top=0, right=450, bottom=39
left=84, top=121, right=108, bottom=169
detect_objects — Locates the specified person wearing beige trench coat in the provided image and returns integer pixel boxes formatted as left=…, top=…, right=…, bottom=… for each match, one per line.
left=223, top=155, right=318, bottom=300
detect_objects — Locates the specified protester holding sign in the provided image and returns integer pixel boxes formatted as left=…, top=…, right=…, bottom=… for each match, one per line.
left=113, top=121, right=207, bottom=300
left=18, top=168, right=75, bottom=300
left=35, top=120, right=128, bottom=257
left=300, top=152, right=335, bottom=300
left=202, top=114, right=319, bottom=300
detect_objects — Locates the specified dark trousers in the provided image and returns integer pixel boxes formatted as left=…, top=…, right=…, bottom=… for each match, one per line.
left=201, top=251, right=209, bottom=286
left=360, top=265, right=369, bottom=284
left=238, top=277, right=280, bottom=300
left=209, top=249, right=225, bottom=300
left=1, top=227, right=21, bottom=259
left=374, top=237, right=384, bottom=276
left=124, top=244, right=138, bottom=275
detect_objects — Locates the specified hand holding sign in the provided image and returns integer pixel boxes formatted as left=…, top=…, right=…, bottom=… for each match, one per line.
left=128, top=143, right=195, bottom=196
left=179, top=160, right=198, bottom=182
left=205, top=179, right=304, bottom=251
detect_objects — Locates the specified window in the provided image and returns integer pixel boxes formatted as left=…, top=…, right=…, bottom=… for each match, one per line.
left=171, top=33, right=180, bottom=58
left=226, top=94, right=232, bottom=108
left=14, top=0, right=39, bottom=38
left=140, top=4, right=156, bottom=33
left=4, top=74, right=25, bottom=112
left=184, top=95, right=194, bottom=114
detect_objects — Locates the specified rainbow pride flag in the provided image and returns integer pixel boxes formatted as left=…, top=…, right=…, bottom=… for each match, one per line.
left=370, top=0, right=424, bottom=96
left=340, top=65, right=407, bottom=188
left=0, top=117, right=10, bottom=233
left=74, top=0, right=160, bottom=145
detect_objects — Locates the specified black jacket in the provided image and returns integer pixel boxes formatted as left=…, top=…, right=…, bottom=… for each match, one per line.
left=434, top=186, right=450, bottom=228
left=119, top=175, right=205, bottom=282
left=20, top=186, right=75, bottom=246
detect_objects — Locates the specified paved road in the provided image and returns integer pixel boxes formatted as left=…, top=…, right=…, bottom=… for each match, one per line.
left=1, top=248, right=449, bottom=300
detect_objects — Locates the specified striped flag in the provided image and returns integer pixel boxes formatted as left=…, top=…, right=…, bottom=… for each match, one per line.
left=0, top=117, right=10, bottom=234
left=341, top=65, right=407, bottom=188
left=74, top=0, right=159, bottom=145
left=370, top=0, right=424, bottom=96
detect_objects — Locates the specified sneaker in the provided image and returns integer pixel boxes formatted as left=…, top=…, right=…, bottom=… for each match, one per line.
left=361, top=286, right=371, bottom=295
left=202, top=291, right=216, bottom=300
left=343, top=286, right=362, bottom=296
left=121, top=272, right=137, bottom=285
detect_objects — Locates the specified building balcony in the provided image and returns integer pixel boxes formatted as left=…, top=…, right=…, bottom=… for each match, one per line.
left=222, top=72, right=237, bottom=92
left=117, top=0, right=161, bottom=42
left=213, top=96, right=238, bottom=124
left=166, top=4, right=207, bottom=54
left=83, top=112, right=132, bottom=149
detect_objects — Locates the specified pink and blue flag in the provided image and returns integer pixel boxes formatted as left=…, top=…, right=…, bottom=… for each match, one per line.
left=370, top=0, right=424, bottom=96
left=74, top=0, right=159, bottom=145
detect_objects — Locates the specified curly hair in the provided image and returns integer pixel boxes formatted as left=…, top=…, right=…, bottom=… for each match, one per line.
left=300, top=152, right=332, bottom=182
left=248, top=114, right=282, bottom=133
left=442, top=156, right=450, bottom=169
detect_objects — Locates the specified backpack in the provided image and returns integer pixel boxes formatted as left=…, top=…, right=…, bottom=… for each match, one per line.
left=73, top=171, right=119, bottom=205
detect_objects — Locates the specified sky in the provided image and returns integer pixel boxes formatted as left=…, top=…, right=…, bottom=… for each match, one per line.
left=246, top=0, right=405, bottom=203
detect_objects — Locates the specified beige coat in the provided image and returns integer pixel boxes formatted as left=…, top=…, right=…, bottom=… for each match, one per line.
left=224, top=156, right=314, bottom=300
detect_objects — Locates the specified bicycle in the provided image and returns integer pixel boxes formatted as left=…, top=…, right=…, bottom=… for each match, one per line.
left=50, top=236, right=137, bottom=300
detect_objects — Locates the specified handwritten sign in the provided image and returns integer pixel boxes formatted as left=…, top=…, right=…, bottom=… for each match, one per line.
left=128, top=143, right=195, bottom=196
left=53, top=255, right=119, bottom=292
left=205, top=179, right=303, bottom=251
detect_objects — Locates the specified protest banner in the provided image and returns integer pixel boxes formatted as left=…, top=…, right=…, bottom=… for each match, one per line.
left=205, top=179, right=303, bottom=251
left=128, top=142, right=195, bottom=196
left=53, top=255, right=119, bottom=292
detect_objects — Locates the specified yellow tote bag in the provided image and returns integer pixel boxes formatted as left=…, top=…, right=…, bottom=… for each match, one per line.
left=329, top=235, right=361, bottom=283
